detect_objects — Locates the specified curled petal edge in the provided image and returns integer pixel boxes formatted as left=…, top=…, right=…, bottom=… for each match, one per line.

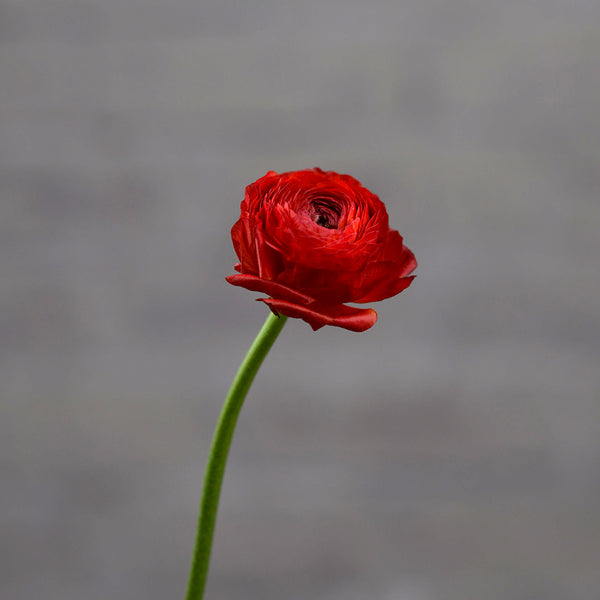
left=354, top=274, right=416, bottom=304
left=226, top=273, right=315, bottom=305
left=260, top=298, right=378, bottom=332
left=226, top=273, right=377, bottom=332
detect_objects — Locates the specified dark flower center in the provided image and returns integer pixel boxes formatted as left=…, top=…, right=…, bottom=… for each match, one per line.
left=308, top=198, right=342, bottom=229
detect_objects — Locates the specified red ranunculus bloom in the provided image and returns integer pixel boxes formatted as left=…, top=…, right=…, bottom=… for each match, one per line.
left=226, top=168, right=417, bottom=332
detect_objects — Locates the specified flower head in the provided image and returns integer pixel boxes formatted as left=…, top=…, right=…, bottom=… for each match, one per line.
left=226, top=168, right=416, bottom=331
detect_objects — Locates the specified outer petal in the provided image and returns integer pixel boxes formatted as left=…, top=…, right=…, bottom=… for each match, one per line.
left=353, top=274, right=416, bottom=303
left=226, top=273, right=315, bottom=305
left=231, top=217, right=258, bottom=274
left=352, top=234, right=417, bottom=303
left=260, top=298, right=378, bottom=332
left=380, top=231, right=418, bottom=277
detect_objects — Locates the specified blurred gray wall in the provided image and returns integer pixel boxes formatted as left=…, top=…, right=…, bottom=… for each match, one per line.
left=1, top=1, right=599, bottom=599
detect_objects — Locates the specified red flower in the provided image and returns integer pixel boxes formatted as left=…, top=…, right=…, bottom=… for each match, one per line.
left=226, top=168, right=416, bottom=332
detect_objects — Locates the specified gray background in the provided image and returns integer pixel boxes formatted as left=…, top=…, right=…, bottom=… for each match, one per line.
left=2, top=1, right=599, bottom=599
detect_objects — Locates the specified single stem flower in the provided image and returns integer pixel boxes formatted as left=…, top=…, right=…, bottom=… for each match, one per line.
left=185, top=168, right=416, bottom=599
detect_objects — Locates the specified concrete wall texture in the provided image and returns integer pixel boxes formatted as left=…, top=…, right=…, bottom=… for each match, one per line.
left=1, top=1, right=599, bottom=599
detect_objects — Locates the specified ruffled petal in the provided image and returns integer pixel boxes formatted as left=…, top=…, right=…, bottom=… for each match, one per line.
left=353, top=274, right=416, bottom=303
left=260, top=298, right=378, bottom=332
left=381, top=231, right=417, bottom=277
left=225, top=273, right=315, bottom=305
left=352, top=236, right=417, bottom=303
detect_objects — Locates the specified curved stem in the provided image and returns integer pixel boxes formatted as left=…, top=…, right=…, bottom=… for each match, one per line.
left=185, top=312, right=288, bottom=600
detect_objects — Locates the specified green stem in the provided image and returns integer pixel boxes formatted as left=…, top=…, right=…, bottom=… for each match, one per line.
left=185, top=312, right=288, bottom=600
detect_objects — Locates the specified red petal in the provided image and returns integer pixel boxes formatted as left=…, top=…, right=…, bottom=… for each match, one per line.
left=395, top=245, right=418, bottom=278
left=260, top=298, right=378, bottom=332
left=225, top=273, right=315, bottom=305
left=353, top=274, right=415, bottom=303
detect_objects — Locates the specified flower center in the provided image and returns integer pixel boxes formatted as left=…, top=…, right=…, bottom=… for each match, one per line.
left=308, top=198, right=342, bottom=229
